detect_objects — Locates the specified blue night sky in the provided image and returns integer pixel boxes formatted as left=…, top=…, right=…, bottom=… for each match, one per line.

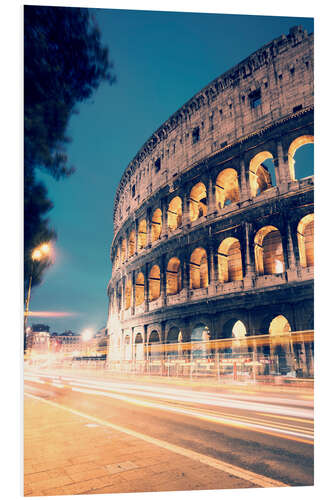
left=30, top=8, right=314, bottom=334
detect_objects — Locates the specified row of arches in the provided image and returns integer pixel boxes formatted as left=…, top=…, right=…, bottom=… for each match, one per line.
left=115, top=214, right=313, bottom=311
left=114, top=135, right=313, bottom=269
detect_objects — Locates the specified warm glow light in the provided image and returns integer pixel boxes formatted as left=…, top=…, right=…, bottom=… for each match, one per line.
left=40, top=243, right=51, bottom=255
left=82, top=328, right=94, bottom=342
left=31, top=242, right=52, bottom=261
left=275, top=259, right=284, bottom=274
left=25, top=311, right=77, bottom=317
left=32, top=249, right=42, bottom=261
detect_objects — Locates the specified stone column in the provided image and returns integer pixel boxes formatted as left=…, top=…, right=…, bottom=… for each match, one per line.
left=146, top=208, right=152, bottom=247
left=244, top=222, right=255, bottom=287
left=207, top=175, right=216, bottom=216
left=160, top=255, right=167, bottom=306
left=134, top=218, right=138, bottom=254
left=208, top=243, right=217, bottom=285
left=161, top=198, right=168, bottom=237
left=144, top=263, right=149, bottom=312
left=131, top=270, right=136, bottom=315
left=183, top=190, right=191, bottom=226
left=182, top=258, right=191, bottom=298
left=276, top=141, right=292, bottom=190
left=240, top=158, right=250, bottom=202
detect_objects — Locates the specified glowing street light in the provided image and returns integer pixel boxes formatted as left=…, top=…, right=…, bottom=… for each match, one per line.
left=81, top=328, right=94, bottom=342
left=24, top=242, right=53, bottom=353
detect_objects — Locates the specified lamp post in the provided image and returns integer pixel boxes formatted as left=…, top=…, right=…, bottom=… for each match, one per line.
left=24, top=243, right=52, bottom=354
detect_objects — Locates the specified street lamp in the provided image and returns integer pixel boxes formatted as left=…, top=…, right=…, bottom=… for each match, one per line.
left=24, top=242, right=52, bottom=353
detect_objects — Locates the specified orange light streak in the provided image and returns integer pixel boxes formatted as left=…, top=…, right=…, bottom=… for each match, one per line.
left=24, top=311, right=78, bottom=317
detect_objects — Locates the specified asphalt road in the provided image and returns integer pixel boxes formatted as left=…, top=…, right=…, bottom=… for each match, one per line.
left=24, top=368, right=314, bottom=488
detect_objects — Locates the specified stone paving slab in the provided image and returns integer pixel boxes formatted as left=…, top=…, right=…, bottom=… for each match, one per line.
left=24, top=394, right=254, bottom=497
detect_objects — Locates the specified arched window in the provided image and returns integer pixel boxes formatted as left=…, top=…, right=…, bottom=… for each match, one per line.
left=125, top=279, right=132, bottom=310
left=148, top=330, right=160, bottom=359
left=254, top=226, right=285, bottom=275
left=135, top=272, right=145, bottom=306
left=189, top=182, right=207, bottom=221
left=138, top=219, right=147, bottom=250
left=151, top=208, right=162, bottom=241
left=249, top=151, right=275, bottom=197
left=288, top=135, right=314, bottom=181
left=168, top=196, right=182, bottom=230
left=121, top=238, right=126, bottom=263
left=128, top=229, right=136, bottom=257
left=166, top=257, right=182, bottom=295
left=215, top=168, right=240, bottom=209
left=167, top=326, right=182, bottom=343
left=149, top=265, right=160, bottom=301
left=268, top=315, right=292, bottom=374
left=269, top=315, right=291, bottom=336
left=190, top=248, right=208, bottom=289
left=297, top=214, right=314, bottom=268
left=134, top=333, right=144, bottom=361
left=217, top=237, right=243, bottom=282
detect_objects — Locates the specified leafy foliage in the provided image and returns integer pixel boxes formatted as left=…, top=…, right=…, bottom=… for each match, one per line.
left=24, top=6, right=115, bottom=296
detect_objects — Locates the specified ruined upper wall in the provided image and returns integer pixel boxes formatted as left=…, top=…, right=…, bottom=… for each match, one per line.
left=113, top=26, right=313, bottom=234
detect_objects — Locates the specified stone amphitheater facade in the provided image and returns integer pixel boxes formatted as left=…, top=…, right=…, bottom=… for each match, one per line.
left=106, top=25, right=314, bottom=364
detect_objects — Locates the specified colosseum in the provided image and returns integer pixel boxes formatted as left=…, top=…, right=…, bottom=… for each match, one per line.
left=106, top=25, right=314, bottom=379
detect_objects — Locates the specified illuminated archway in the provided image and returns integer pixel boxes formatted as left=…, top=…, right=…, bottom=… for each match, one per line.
left=190, top=248, right=208, bottom=289
left=128, top=229, right=135, bottom=257
left=151, top=208, right=162, bottom=241
left=121, top=238, right=126, bottom=263
left=168, top=196, right=182, bottom=230
left=149, top=265, right=161, bottom=301
left=254, top=226, right=285, bottom=275
left=138, top=219, right=147, bottom=250
left=190, top=182, right=207, bottom=221
left=249, top=151, right=274, bottom=197
left=125, top=279, right=132, bottom=310
left=217, top=237, right=243, bottom=282
left=148, top=330, right=161, bottom=359
left=215, top=168, right=240, bottom=209
left=288, top=135, right=314, bottom=181
left=135, top=272, right=145, bottom=306
left=297, top=214, right=314, bottom=268
left=166, top=257, right=182, bottom=295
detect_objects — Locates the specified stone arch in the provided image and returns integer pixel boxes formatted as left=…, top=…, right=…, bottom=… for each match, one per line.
left=269, top=315, right=291, bottom=336
left=148, top=329, right=161, bottom=359
left=166, top=326, right=182, bottom=343
left=168, top=196, right=182, bottom=230
left=123, top=334, right=131, bottom=361
left=222, top=318, right=247, bottom=339
left=124, top=278, right=132, bottom=310
left=288, top=135, right=314, bottom=181
left=189, top=182, right=207, bottom=221
left=254, top=226, right=285, bottom=275
left=166, top=257, right=182, bottom=295
left=151, top=208, right=162, bottom=242
left=217, top=237, right=243, bottom=282
left=191, top=323, right=210, bottom=358
left=135, top=272, right=145, bottom=306
left=138, top=219, right=147, bottom=250
left=215, top=168, right=240, bottom=209
left=134, top=332, right=144, bottom=361
left=249, top=151, right=274, bottom=197
left=190, top=247, right=208, bottom=289
left=297, top=214, right=314, bottom=268
left=128, top=229, right=136, bottom=257
left=149, top=265, right=161, bottom=301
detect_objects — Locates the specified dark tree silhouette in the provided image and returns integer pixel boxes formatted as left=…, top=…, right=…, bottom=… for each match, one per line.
left=24, top=5, right=115, bottom=297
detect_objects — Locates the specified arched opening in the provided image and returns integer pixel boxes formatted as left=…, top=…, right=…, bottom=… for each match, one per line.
left=217, top=237, right=243, bottom=282
left=191, top=323, right=210, bottom=358
left=190, top=248, right=208, bottom=289
left=254, top=226, right=285, bottom=275
left=166, top=326, right=183, bottom=358
left=135, top=272, right=145, bottom=306
left=249, top=151, right=275, bottom=198
left=268, top=315, right=292, bottom=375
left=125, top=279, right=132, bottom=310
left=297, top=214, right=314, bottom=268
left=128, top=230, right=135, bottom=257
left=124, top=335, right=131, bottom=361
left=148, top=330, right=160, bottom=359
left=166, top=257, right=182, bottom=295
left=138, top=219, right=147, bottom=250
left=215, top=168, right=240, bottom=209
left=190, top=182, right=207, bottom=221
left=168, top=196, right=182, bottom=230
left=114, top=246, right=120, bottom=269
left=151, top=208, right=162, bottom=242
left=288, top=135, right=314, bottom=181
left=134, top=333, right=144, bottom=361
left=149, top=265, right=160, bottom=301
left=121, top=238, right=126, bottom=263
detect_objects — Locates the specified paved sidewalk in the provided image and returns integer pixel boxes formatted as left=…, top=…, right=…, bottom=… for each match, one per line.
left=24, top=394, right=254, bottom=497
